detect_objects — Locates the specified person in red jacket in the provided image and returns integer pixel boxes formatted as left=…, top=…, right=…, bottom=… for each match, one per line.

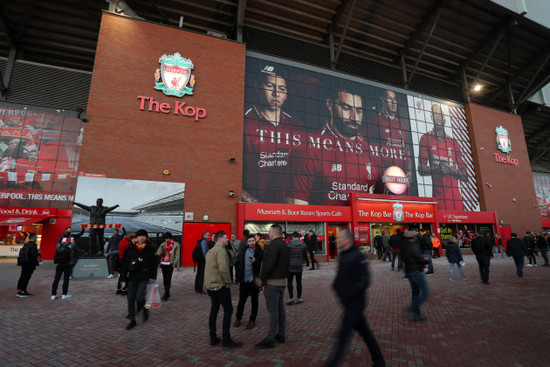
left=116, top=232, right=135, bottom=295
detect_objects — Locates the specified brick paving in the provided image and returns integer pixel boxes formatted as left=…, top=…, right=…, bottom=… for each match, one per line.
left=1, top=255, right=549, bottom=367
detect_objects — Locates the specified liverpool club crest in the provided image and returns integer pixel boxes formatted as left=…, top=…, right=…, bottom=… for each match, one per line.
left=154, top=52, right=195, bottom=97
left=393, top=203, right=404, bottom=222
left=495, top=125, right=511, bottom=153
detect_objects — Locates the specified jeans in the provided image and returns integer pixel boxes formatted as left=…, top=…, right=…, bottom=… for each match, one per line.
left=540, top=248, right=549, bottom=265
left=287, top=272, right=303, bottom=299
left=424, top=250, right=434, bottom=273
left=309, top=250, right=317, bottom=269
left=127, top=280, right=147, bottom=321
left=51, top=264, right=72, bottom=296
left=108, top=254, right=118, bottom=275
left=264, top=284, right=286, bottom=340
left=208, top=286, right=233, bottom=341
left=527, top=249, right=537, bottom=265
left=476, top=255, right=491, bottom=282
left=513, top=256, right=524, bottom=276
left=195, top=261, right=205, bottom=292
left=17, top=264, right=36, bottom=292
left=406, top=271, right=430, bottom=315
left=324, top=301, right=385, bottom=367
left=449, top=263, right=466, bottom=279
left=161, top=264, right=174, bottom=296
left=236, top=281, right=259, bottom=322
left=391, top=251, right=402, bottom=271
left=495, top=246, right=505, bottom=258
left=383, top=248, right=391, bottom=261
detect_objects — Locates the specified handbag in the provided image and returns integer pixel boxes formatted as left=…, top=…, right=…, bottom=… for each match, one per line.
left=145, top=284, right=161, bottom=309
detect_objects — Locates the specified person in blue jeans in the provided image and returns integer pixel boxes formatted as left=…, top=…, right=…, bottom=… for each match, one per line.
left=494, top=234, right=505, bottom=259
left=445, top=236, right=468, bottom=281
left=401, top=231, right=430, bottom=321
left=506, top=233, right=527, bottom=277
left=389, top=230, right=403, bottom=272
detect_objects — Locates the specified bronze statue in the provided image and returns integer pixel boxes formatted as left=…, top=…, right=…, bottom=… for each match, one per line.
left=74, top=198, right=119, bottom=256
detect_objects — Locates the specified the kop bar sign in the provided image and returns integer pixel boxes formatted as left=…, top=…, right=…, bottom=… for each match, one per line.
left=137, top=52, right=207, bottom=121
left=493, top=125, right=519, bottom=167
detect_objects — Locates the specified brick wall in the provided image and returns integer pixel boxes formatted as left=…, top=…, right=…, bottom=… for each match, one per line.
left=465, top=103, right=541, bottom=234
left=82, top=13, right=245, bottom=228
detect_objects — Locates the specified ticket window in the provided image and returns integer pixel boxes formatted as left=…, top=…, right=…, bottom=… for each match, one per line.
left=0, top=224, right=43, bottom=246
left=244, top=221, right=326, bottom=253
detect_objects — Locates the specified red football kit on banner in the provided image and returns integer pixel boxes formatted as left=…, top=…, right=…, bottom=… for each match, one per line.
left=418, top=130, right=465, bottom=210
left=243, top=105, right=304, bottom=203
left=291, top=123, right=381, bottom=205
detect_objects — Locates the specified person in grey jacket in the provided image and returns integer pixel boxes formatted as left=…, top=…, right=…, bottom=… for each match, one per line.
left=287, top=231, right=308, bottom=305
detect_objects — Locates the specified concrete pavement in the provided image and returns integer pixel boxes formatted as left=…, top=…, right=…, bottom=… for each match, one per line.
left=1, top=255, right=549, bottom=366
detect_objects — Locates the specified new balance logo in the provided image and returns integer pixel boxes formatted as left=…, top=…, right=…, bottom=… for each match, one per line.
left=331, top=164, right=342, bottom=172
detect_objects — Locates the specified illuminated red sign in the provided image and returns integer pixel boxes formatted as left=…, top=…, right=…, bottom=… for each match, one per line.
left=137, top=96, right=207, bottom=121
left=242, top=203, right=352, bottom=222
left=356, top=201, right=435, bottom=223
left=437, top=210, right=495, bottom=223
left=494, top=153, right=518, bottom=167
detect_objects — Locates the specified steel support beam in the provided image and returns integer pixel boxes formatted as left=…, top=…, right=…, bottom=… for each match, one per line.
left=516, top=57, right=550, bottom=105
left=526, top=123, right=550, bottom=146
left=332, top=0, right=358, bottom=69
left=329, top=31, right=335, bottom=69
left=236, top=0, right=247, bottom=42
left=532, top=144, right=550, bottom=164
left=405, top=7, right=442, bottom=88
left=0, top=3, right=15, bottom=48
left=400, top=50, right=407, bottom=87
left=472, top=32, right=504, bottom=83
left=460, top=64, right=470, bottom=103
left=1, top=48, right=16, bottom=101
left=147, top=0, right=170, bottom=24
left=327, top=0, right=350, bottom=37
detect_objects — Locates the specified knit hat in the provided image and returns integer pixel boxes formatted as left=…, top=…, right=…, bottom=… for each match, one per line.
left=448, top=236, right=458, bottom=244
left=136, top=229, right=148, bottom=238
left=404, top=230, right=418, bottom=238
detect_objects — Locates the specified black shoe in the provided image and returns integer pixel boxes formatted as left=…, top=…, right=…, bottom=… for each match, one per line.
left=222, top=339, right=243, bottom=348
left=210, top=337, right=221, bottom=346
left=255, top=339, right=275, bottom=349
left=115, top=290, right=122, bottom=295
left=274, top=334, right=285, bottom=344
left=161, top=294, right=168, bottom=301
left=411, top=313, right=427, bottom=322
left=308, top=268, right=314, bottom=270
left=126, top=320, right=137, bottom=330
left=483, top=281, right=490, bottom=284
left=143, top=308, right=149, bottom=322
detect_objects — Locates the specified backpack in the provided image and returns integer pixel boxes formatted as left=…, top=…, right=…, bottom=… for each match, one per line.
left=54, top=240, right=72, bottom=264
left=17, top=243, right=31, bottom=264
left=192, top=239, right=204, bottom=264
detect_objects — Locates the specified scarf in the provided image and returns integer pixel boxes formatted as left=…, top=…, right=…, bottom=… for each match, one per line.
left=162, top=240, right=174, bottom=264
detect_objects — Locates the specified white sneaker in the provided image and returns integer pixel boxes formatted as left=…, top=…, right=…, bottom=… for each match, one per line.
left=107, top=274, right=114, bottom=279
left=62, top=294, right=72, bottom=300
left=51, top=295, right=56, bottom=300
left=526, top=264, right=533, bottom=267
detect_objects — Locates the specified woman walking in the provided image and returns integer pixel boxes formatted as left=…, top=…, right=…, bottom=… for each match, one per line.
left=446, top=236, right=468, bottom=281
left=156, top=232, right=180, bottom=301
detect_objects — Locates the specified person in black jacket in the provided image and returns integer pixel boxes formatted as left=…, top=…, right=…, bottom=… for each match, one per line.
left=535, top=232, right=549, bottom=266
left=389, top=229, right=403, bottom=272
left=120, top=229, right=157, bottom=330
left=234, top=235, right=263, bottom=329
left=324, top=229, right=385, bottom=367
left=506, top=233, right=528, bottom=277
left=445, top=236, right=468, bottom=281
left=16, top=232, right=39, bottom=297
left=401, top=231, right=430, bottom=322
left=471, top=232, right=493, bottom=284
left=419, top=232, right=434, bottom=274
left=523, top=231, right=536, bottom=267
left=305, top=230, right=318, bottom=270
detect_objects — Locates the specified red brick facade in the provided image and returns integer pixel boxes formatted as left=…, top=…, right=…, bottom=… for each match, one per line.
left=82, top=13, right=245, bottom=227
left=466, top=103, right=541, bottom=233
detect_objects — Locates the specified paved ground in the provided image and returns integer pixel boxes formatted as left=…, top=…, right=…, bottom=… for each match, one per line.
left=1, top=255, right=549, bottom=367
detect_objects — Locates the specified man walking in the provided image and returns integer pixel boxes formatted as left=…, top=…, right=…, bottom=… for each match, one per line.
left=536, top=232, right=549, bottom=267
left=195, top=231, right=209, bottom=294
left=324, top=229, right=385, bottom=367
left=494, top=233, right=505, bottom=259
left=471, top=232, right=493, bottom=284
left=205, top=231, right=241, bottom=348
left=234, top=234, right=263, bottom=329
left=382, top=232, right=391, bottom=262
left=16, top=232, right=39, bottom=297
left=254, top=224, right=289, bottom=349
left=419, top=231, right=434, bottom=274
left=524, top=231, right=536, bottom=267
left=105, top=227, right=126, bottom=278
left=506, top=233, right=527, bottom=277
left=401, top=231, right=430, bottom=321
left=305, top=230, right=318, bottom=270
left=287, top=231, right=308, bottom=305
left=373, top=232, right=383, bottom=260
left=389, top=229, right=403, bottom=272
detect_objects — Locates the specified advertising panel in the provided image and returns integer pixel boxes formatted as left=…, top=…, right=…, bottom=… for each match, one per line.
left=242, top=55, right=480, bottom=211
left=533, top=172, right=550, bottom=218
left=0, top=107, right=83, bottom=209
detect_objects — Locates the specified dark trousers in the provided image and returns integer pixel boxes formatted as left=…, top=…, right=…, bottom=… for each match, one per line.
left=527, top=249, right=537, bottom=265
left=324, top=302, right=385, bottom=367
left=383, top=248, right=391, bottom=261
left=89, top=228, right=105, bottom=256
left=329, top=245, right=336, bottom=259
left=513, top=256, right=524, bottom=276
left=229, top=265, right=234, bottom=283
left=195, top=261, right=205, bottom=292
left=17, top=264, right=36, bottom=292
left=108, top=254, right=118, bottom=275
left=287, top=272, right=303, bottom=299
left=208, top=287, right=233, bottom=341
left=391, top=251, right=402, bottom=271
left=476, top=255, right=491, bottom=282
left=540, top=248, right=549, bottom=265
left=161, top=264, right=174, bottom=296
left=406, top=271, right=430, bottom=315
left=309, top=250, right=317, bottom=269
left=264, top=284, right=286, bottom=340
left=375, top=246, right=383, bottom=259
left=236, top=281, right=259, bottom=322
left=51, top=264, right=72, bottom=296
left=127, top=280, right=147, bottom=321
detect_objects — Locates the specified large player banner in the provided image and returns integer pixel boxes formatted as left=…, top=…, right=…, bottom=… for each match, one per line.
left=242, top=56, right=480, bottom=211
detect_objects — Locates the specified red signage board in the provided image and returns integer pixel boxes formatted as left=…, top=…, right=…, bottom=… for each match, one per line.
left=437, top=210, right=495, bottom=224
left=0, top=207, right=57, bottom=217
left=242, top=203, right=352, bottom=222
left=356, top=201, right=436, bottom=223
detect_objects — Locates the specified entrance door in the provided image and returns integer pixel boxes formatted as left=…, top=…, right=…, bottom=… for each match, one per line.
left=326, top=223, right=347, bottom=261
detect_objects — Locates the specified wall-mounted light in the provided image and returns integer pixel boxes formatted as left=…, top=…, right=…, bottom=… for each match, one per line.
left=162, top=169, right=170, bottom=176
left=227, top=190, right=236, bottom=198
left=485, top=182, right=493, bottom=188
left=229, top=157, right=236, bottom=163
left=203, top=214, right=209, bottom=221
left=499, top=220, right=504, bottom=225
left=480, top=147, right=485, bottom=151
left=512, top=198, right=517, bottom=202
left=473, top=84, right=483, bottom=92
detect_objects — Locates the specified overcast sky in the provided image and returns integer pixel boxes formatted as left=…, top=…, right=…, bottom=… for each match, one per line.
left=74, top=177, right=185, bottom=211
